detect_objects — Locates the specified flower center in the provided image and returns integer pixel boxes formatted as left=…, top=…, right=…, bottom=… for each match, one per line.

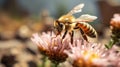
left=73, top=50, right=100, bottom=67
left=83, top=50, right=99, bottom=62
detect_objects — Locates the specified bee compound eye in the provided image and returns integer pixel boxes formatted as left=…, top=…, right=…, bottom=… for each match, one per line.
left=59, top=23, right=64, bottom=27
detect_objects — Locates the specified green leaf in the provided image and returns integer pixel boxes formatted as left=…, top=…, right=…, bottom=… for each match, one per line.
left=105, top=39, right=114, bottom=49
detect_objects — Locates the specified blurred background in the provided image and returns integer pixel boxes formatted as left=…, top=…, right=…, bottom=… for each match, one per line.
left=0, top=0, right=120, bottom=67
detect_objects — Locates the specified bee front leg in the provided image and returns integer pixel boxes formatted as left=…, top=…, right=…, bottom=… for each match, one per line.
left=62, top=30, right=68, bottom=39
left=80, top=28, right=88, bottom=42
left=61, top=30, right=68, bottom=43
left=69, top=31, right=74, bottom=44
left=52, top=31, right=61, bottom=40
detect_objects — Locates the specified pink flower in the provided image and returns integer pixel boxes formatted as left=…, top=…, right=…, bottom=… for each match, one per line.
left=110, top=14, right=120, bottom=29
left=110, top=14, right=120, bottom=46
left=64, top=39, right=120, bottom=67
left=31, top=32, right=70, bottom=64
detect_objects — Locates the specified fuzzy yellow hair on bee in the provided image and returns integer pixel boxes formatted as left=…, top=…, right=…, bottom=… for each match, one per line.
left=54, top=3, right=97, bottom=43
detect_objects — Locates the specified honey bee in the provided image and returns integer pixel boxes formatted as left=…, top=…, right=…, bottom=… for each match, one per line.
left=54, top=3, right=97, bottom=43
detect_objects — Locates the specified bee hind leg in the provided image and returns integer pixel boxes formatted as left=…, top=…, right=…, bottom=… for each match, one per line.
left=80, top=28, right=88, bottom=42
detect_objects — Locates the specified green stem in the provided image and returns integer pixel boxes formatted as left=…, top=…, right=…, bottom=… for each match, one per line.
left=51, top=62, right=59, bottom=67
left=55, top=63, right=59, bottom=67
left=42, top=56, right=47, bottom=67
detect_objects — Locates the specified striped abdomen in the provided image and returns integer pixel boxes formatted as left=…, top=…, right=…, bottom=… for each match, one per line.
left=76, top=22, right=97, bottom=38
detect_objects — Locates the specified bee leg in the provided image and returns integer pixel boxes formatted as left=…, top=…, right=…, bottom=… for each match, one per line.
left=80, top=28, right=88, bottom=42
left=61, top=30, right=68, bottom=43
left=69, top=31, right=74, bottom=44
left=62, top=30, right=68, bottom=39
left=52, top=31, right=61, bottom=40
left=56, top=32, right=61, bottom=36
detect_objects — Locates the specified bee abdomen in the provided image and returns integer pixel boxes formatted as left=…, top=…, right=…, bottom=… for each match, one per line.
left=77, top=22, right=97, bottom=38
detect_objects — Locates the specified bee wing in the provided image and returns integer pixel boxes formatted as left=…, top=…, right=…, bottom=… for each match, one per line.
left=76, top=14, right=97, bottom=22
left=67, top=3, right=84, bottom=15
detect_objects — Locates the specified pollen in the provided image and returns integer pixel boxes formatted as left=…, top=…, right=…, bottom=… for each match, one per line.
left=83, top=50, right=99, bottom=59
left=74, top=51, right=100, bottom=67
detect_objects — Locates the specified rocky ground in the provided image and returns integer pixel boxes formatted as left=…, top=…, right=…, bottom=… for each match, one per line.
left=0, top=39, right=43, bottom=67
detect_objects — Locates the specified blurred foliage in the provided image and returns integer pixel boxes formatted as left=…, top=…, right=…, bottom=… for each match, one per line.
left=105, top=39, right=114, bottom=49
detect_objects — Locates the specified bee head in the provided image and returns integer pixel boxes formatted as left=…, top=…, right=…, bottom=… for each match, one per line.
left=53, top=15, right=75, bottom=35
left=54, top=20, right=64, bottom=34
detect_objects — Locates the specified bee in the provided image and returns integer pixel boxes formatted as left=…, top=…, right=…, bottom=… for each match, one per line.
left=54, top=3, right=97, bottom=43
